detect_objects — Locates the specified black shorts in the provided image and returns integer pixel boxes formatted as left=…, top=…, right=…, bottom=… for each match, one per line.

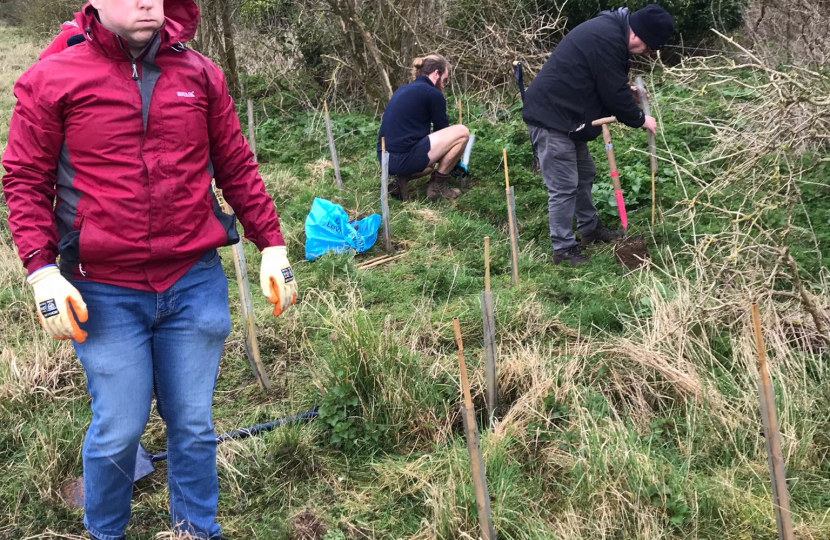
left=381, top=136, right=432, bottom=177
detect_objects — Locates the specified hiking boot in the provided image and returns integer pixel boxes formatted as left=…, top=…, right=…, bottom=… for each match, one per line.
left=426, top=172, right=461, bottom=201
left=580, top=222, right=624, bottom=246
left=388, top=175, right=410, bottom=201
left=552, top=246, right=590, bottom=266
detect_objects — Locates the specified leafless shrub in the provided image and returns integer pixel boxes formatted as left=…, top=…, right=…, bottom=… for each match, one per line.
left=660, top=31, right=830, bottom=346
left=748, top=0, right=830, bottom=66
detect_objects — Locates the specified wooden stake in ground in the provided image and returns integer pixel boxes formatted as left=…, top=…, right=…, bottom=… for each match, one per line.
left=215, top=186, right=270, bottom=392
left=323, top=101, right=344, bottom=190
left=458, top=98, right=463, bottom=125
left=453, top=318, right=496, bottom=540
left=481, top=237, right=498, bottom=422
left=247, top=99, right=257, bottom=163
left=380, top=137, right=392, bottom=254
left=751, top=303, right=795, bottom=540
left=635, top=77, right=657, bottom=225
left=503, top=149, right=520, bottom=286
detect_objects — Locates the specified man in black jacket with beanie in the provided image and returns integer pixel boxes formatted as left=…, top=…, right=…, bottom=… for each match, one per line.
left=523, top=4, right=674, bottom=266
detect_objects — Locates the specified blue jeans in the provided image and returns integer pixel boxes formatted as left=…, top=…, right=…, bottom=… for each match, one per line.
left=72, top=250, right=231, bottom=540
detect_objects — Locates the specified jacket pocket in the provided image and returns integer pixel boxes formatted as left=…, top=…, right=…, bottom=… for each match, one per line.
left=79, top=218, right=143, bottom=265
left=57, top=222, right=81, bottom=279
left=211, top=191, right=240, bottom=247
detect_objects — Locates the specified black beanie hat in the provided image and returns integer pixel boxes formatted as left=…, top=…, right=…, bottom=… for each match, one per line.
left=629, top=4, right=675, bottom=51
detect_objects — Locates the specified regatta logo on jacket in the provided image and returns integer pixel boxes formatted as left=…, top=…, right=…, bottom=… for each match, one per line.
left=177, top=91, right=196, bottom=98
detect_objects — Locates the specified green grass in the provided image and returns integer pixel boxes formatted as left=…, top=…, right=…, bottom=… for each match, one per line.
left=2, top=24, right=830, bottom=540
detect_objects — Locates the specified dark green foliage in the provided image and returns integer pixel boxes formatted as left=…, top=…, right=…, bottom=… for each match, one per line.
left=554, top=0, right=749, bottom=48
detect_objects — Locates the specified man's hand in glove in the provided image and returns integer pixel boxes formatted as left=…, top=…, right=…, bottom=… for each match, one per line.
left=27, top=265, right=89, bottom=343
left=259, top=246, right=298, bottom=316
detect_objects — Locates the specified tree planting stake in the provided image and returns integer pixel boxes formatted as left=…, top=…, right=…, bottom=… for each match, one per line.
left=380, top=137, right=392, bottom=253
left=634, top=77, right=657, bottom=225
left=504, top=149, right=519, bottom=286
left=482, top=237, right=498, bottom=422
left=751, top=303, right=795, bottom=540
left=453, top=318, right=496, bottom=540
left=323, top=101, right=343, bottom=190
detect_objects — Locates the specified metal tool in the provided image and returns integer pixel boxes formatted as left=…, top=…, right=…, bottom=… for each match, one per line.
left=512, top=61, right=539, bottom=171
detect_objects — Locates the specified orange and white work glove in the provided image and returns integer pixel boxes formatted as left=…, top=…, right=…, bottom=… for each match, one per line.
left=259, top=246, right=298, bottom=316
left=27, top=265, right=89, bottom=343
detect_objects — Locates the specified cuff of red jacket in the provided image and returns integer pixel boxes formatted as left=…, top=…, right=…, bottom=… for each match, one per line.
left=23, top=250, right=58, bottom=275
left=251, top=232, right=285, bottom=251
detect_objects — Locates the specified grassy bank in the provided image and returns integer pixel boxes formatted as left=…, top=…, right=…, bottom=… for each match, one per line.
left=2, top=21, right=829, bottom=540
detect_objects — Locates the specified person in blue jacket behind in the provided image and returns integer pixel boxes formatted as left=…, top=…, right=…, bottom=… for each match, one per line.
left=378, top=54, right=469, bottom=201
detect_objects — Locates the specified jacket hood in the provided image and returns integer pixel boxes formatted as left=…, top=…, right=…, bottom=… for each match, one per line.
left=599, top=7, right=630, bottom=36
left=75, top=0, right=199, bottom=58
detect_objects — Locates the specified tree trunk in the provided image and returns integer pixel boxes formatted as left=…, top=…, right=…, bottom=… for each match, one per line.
left=324, top=0, right=394, bottom=103
left=219, top=0, right=242, bottom=99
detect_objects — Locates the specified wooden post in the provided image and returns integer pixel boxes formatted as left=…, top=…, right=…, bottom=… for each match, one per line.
left=247, top=99, right=257, bottom=163
left=482, top=237, right=498, bottom=422
left=504, top=149, right=519, bottom=286
left=635, top=77, right=657, bottom=225
left=215, top=186, right=270, bottom=392
left=751, top=303, right=795, bottom=540
left=453, top=318, right=496, bottom=540
left=458, top=98, right=463, bottom=125
left=323, top=101, right=344, bottom=190
left=380, top=137, right=392, bottom=254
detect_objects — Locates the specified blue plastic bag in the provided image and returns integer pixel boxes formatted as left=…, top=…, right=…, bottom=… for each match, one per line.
left=305, top=198, right=381, bottom=260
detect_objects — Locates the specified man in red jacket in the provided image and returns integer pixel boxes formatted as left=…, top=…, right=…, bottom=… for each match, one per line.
left=2, top=1, right=297, bottom=539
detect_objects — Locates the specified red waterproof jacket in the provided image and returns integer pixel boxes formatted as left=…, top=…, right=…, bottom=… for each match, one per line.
left=2, top=0, right=284, bottom=292
left=39, top=20, right=84, bottom=60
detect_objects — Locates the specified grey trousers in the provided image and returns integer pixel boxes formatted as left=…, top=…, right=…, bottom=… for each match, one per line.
left=528, top=125, right=599, bottom=254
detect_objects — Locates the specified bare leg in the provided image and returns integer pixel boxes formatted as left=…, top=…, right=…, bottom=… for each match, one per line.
left=391, top=165, right=434, bottom=202
left=427, top=125, right=469, bottom=173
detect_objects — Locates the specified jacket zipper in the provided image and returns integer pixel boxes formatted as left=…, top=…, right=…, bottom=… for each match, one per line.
left=116, top=37, right=140, bottom=82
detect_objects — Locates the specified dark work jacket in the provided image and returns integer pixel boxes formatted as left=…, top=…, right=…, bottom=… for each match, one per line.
left=378, top=75, right=450, bottom=154
left=522, top=8, right=645, bottom=141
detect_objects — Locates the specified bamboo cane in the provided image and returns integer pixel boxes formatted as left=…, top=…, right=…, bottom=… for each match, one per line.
left=453, top=318, right=496, bottom=540
left=504, top=149, right=519, bottom=286
left=357, top=253, right=407, bottom=270
left=458, top=98, right=463, bottom=125
left=751, top=303, right=795, bottom=540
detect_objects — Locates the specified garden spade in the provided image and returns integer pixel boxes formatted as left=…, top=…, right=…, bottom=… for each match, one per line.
left=592, top=116, right=628, bottom=230
left=591, top=115, right=650, bottom=269
left=60, top=408, right=318, bottom=511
